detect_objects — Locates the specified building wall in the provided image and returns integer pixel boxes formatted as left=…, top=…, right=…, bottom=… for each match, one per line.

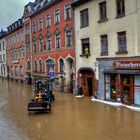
left=74, top=0, right=139, bottom=80
left=6, top=27, right=25, bottom=81
left=0, top=37, right=7, bottom=78
left=24, top=0, right=75, bottom=92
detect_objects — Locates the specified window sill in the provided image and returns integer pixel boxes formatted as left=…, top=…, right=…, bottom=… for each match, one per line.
left=115, top=51, right=128, bottom=55
left=98, top=18, right=108, bottom=23
left=80, top=54, right=91, bottom=58
left=100, top=52, right=108, bottom=56
left=116, top=14, right=125, bottom=19
left=46, top=26, right=50, bottom=29
left=55, top=22, right=60, bottom=25
left=65, top=18, right=71, bottom=22
left=80, top=25, right=89, bottom=29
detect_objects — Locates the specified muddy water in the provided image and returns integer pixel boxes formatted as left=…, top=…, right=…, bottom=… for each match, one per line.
left=0, top=80, right=140, bottom=140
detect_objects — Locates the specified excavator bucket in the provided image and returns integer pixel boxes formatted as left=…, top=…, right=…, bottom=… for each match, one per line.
left=28, top=102, right=51, bottom=112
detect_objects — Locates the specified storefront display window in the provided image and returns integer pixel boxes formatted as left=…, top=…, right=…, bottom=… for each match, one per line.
left=134, top=76, right=140, bottom=105
left=105, top=74, right=117, bottom=100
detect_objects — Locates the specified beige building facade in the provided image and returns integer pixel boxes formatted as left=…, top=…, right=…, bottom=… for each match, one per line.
left=73, top=0, right=140, bottom=104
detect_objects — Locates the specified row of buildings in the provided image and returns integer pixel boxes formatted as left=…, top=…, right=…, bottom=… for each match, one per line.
left=1, top=0, right=140, bottom=106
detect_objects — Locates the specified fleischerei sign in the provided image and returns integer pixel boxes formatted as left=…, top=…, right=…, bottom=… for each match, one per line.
left=113, top=61, right=140, bottom=70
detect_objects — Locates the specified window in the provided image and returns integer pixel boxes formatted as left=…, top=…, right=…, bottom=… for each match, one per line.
left=80, top=9, right=89, bottom=28
left=39, top=60, right=42, bottom=72
left=32, top=22, right=36, bottom=33
left=0, top=43, right=1, bottom=51
left=46, top=59, right=54, bottom=75
left=105, top=74, right=117, bottom=100
left=59, top=59, right=64, bottom=73
left=26, top=44, right=30, bottom=54
left=34, top=60, right=37, bottom=72
left=33, top=39, right=36, bottom=53
left=100, top=34, right=108, bottom=55
left=46, top=15, right=51, bottom=28
left=81, top=38, right=90, bottom=56
left=56, top=34, right=61, bottom=48
left=65, top=4, right=71, bottom=20
left=15, top=66, right=18, bottom=76
left=99, top=1, right=107, bottom=21
left=117, top=31, right=127, bottom=53
left=39, top=18, right=43, bottom=31
left=25, top=25, right=29, bottom=35
left=0, top=55, right=2, bottom=62
left=47, top=36, right=51, bottom=50
left=22, top=48, right=24, bottom=58
left=3, top=41, right=4, bottom=50
left=66, top=31, right=72, bottom=47
left=55, top=10, right=60, bottom=24
left=3, top=54, right=5, bottom=62
left=18, top=49, right=20, bottom=59
left=39, top=36, right=44, bottom=52
left=116, top=0, right=125, bottom=17
left=27, top=61, right=31, bottom=71
left=20, top=66, right=23, bottom=77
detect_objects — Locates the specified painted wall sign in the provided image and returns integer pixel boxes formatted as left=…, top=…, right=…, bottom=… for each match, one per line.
left=113, top=61, right=140, bottom=70
left=13, top=60, right=19, bottom=64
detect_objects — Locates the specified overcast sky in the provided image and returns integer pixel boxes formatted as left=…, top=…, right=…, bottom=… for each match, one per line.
left=0, top=0, right=34, bottom=31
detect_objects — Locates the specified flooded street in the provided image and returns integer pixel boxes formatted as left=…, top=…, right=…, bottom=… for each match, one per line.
left=0, top=80, right=140, bottom=140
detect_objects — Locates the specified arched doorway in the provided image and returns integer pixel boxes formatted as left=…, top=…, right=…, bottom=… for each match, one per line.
left=65, top=57, right=74, bottom=93
left=78, top=68, right=95, bottom=96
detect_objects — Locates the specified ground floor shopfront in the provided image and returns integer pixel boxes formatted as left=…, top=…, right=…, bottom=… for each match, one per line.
left=98, top=57, right=140, bottom=106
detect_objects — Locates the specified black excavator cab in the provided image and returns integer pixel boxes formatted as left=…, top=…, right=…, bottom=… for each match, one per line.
left=27, top=79, right=54, bottom=112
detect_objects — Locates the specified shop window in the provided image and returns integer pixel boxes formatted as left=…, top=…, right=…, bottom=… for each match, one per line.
left=105, top=74, right=117, bottom=100
left=116, top=0, right=125, bottom=18
left=99, top=1, right=107, bottom=22
left=15, top=66, right=18, bottom=76
left=20, top=66, right=23, bottom=77
left=80, top=8, right=89, bottom=28
left=134, top=76, right=140, bottom=105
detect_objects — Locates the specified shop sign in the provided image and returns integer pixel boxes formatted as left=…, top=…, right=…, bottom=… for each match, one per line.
left=113, top=61, right=140, bottom=70
left=13, top=59, right=19, bottom=64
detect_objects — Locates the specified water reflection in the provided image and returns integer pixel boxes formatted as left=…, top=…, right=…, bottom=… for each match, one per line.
left=0, top=80, right=140, bottom=140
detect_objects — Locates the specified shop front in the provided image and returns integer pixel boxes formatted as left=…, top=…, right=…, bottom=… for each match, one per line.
left=98, top=59, right=140, bottom=106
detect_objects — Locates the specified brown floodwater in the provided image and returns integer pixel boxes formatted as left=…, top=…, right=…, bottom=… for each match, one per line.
left=0, top=79, right=140, bottom=140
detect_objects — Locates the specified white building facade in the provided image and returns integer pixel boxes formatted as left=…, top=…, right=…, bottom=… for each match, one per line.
left=0, top=33, right=7, bottom=78
left=73, top=0, right=140, bottom=106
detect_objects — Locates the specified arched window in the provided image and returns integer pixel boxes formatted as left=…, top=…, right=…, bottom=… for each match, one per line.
left=34, top=60, right=37, bottom=72
left=46, top=59, right=54, bottom=74
left=39, top=35, right=44, bottom=52
left=27, top=61, right=31, bottom=70
left=59, top=59, right=64, bottom=73
left=39, top=60, right=42, bottom=72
